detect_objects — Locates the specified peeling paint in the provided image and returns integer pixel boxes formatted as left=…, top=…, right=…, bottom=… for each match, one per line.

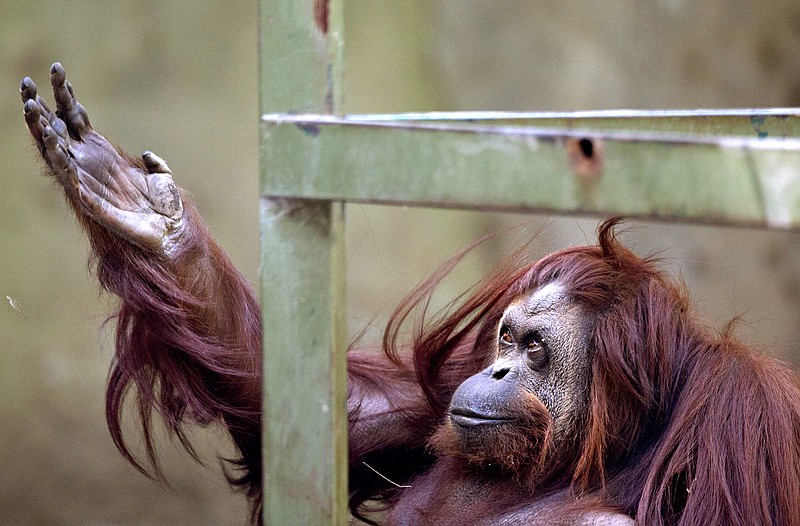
left=751, top=116, right=769, bottom=139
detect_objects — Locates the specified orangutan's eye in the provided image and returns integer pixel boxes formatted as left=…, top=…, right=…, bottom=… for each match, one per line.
left=499, top=326, right=513, bottom=345
left=525, top=333, right=548, bottom=369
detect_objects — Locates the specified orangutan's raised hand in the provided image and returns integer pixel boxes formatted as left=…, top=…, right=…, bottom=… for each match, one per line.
left=21, top=62, right=184, bottom=256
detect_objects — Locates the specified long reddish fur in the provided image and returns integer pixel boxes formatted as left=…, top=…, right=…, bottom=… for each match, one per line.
left=70, top=154, right=263, bottom=521
left=351, top=219, right=800, bottom=524
left=74, top=178, right=800, bottom=525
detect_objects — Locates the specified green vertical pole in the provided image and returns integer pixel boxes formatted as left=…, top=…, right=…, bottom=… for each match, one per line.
left=259, top=0, right=347, bottom=524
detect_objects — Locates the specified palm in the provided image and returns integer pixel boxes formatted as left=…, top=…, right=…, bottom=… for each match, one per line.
left=21, top=63, right=183, bottom=255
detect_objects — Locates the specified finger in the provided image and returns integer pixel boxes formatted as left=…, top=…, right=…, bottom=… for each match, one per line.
left=38, top=94, right=69, bottom=140
left=23, top=98, right=46, bottom=148
left=20, top=76, right=38, bottom=104
left=42, top=125, right=76, bottom=185
left=23, top=98, right=60, bottom=145
left=50, top=62, right=92, bottom=138
left=142, top=151, right=172, bottom=174
left=21, top=78, right=53, bottom=118
left=21, top=76, right=70, bottom=141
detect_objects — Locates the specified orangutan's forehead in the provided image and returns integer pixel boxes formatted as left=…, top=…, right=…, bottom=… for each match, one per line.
left=509, top=282, right=567, bottom=317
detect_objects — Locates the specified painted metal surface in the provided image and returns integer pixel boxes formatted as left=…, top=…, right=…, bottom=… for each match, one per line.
left=345, top=109, right=800, bottom=138
left=262, top=114, right=800, bottom=229
left=260, top=199, right=347, bottom=524
left=259, top=0, right=348, bottom=524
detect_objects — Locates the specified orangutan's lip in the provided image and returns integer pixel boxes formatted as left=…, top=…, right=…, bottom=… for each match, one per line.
left=449, top=408, right=514, bottom=427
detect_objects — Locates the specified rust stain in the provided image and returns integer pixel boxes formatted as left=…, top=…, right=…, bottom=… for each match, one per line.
left=314, top=0, right=329, bottom=34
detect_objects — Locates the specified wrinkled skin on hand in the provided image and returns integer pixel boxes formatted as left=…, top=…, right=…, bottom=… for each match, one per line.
left=21, top=62, right=184, bottom=255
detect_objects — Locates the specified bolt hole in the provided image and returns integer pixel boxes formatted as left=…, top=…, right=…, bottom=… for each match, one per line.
left=567, top=137, right=603, bottom=180
left=578, top=138, right=594, bottom=158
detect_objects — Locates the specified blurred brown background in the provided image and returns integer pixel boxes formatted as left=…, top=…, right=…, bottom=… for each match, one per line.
left=2, top=1, right=800, bottom=524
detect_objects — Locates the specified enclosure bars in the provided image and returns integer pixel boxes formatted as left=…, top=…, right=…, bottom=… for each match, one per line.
left=259, top=1, right=800, bottom=524
left=260, top=0, right=347, bottom=524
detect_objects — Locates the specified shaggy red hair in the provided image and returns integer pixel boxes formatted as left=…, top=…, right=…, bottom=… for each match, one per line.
left=358, top=219, right=800, bottom=525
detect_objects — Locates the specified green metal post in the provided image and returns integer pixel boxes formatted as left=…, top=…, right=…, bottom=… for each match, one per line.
left=259, top=0, right=347, bottom=524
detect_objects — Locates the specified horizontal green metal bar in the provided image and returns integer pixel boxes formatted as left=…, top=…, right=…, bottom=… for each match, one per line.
left=261, top=114, right=800, bottom=229
left=341, top=109, right=800, bottom=138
